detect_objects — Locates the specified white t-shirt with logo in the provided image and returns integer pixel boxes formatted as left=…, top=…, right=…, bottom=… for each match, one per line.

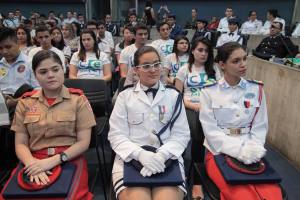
left=176, top=64, right=221, bottom=103
left=119, top=44, right=137, bottom=69
left=70, top=51, right=110, bottom=79
left=151, top=39, right=174, bottom=57
left=165, top=53, right=189, bottom=78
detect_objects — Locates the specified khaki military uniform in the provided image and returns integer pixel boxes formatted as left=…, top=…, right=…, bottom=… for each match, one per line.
left=11, top=85, right=96, bottom=151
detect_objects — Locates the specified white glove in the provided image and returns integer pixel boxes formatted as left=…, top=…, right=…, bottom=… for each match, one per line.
left=238, top=140, right=266, bottom=164
left=138, top=150, right=165, bottom=174
left=140, top=167, right=153, bottom=177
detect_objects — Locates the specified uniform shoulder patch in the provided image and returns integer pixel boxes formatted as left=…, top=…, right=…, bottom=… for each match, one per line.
left=246, top=79, right=264, bottom=85
left=68, top=88, right=84, bottom=95
left=202, top=81, right=217, bottom=89
left=22, top=90, right=38, bottom=98
left=122, top=84, right=134, bottom=91
left=166, top=85, right=180, bottom=93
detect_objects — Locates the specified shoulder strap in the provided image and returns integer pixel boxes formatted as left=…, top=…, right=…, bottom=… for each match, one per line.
left=250, top=84, right=263, bottom=128
left=155, top=93, right=183, bottom=145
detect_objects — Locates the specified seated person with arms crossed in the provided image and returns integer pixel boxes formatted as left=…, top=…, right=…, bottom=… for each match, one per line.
left=254, top=21, right=298, bottom=60
left=108, top=46, right=190, bottom=200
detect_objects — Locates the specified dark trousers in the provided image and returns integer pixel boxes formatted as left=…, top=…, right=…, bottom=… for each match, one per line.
left=186, top=109, right=205, bottom=185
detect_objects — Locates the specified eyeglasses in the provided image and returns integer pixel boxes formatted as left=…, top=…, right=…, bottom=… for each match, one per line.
left=137, top=62, right=162, bottom=71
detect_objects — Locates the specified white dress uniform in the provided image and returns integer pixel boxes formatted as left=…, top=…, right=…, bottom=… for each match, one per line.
left=199, top=77, right=268, bottom=158
left=217, top=17, right=230, bottom=33
left=260, top=17, right=285, bottom=35
left=216, top=29, right=243, bottom=47
left=108, top=81, right=190, bottom=196
left=240, top=19, right=263, bottom=35
left=0, top=52, right=39, bottom=95
left=292, top=23, right=300, bottom=37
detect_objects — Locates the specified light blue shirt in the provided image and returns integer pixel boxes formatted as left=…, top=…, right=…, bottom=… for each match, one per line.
left=0, top=52, right=39, bottom=95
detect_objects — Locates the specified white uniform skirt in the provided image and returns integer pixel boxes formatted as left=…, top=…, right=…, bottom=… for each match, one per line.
left=112, top=155, right=187, bottom=198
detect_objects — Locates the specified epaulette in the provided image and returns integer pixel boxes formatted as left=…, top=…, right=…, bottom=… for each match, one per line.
left=68, top=88, right=84, bottom=95
left=201, top=80, right=217, bottom=89
left=21, top=90, right=38, bottom=98
left=166, top=85, right=180, bottom=93
left=122, top=84, right=134, bottom=91
left=246, top=79, right=264, bottom=85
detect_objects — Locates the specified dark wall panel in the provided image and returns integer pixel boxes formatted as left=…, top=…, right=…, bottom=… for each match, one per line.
left=0, top=3, right=85, bottom=18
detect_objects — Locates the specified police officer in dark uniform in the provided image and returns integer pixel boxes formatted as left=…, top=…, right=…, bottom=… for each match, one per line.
left=254, top=21, right=298, bottom=59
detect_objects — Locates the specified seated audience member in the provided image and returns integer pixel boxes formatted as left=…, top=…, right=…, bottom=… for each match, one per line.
left=192, top=19, right=211, bottom=42
left=97, top=20, right=114, bottom=54
left=165, top=36, right=190, bottom=85
left=254, top=22, right=298, bottom=59
left=105, top=14, right=119, bottom=36
left=216, top=18, right=243, bottom=47
left=185, top=8, right=198, bottom=29
left=77, top=13, right=85, bottom=30
left=175, top=37, right=221, bottom=200
left=51, top=27, right=72, bottom=65
left=62, top=23, right=80, bottom=54
left=0, top=50, right=95, bottom=200
left=167, top=14, right=186, bottom=40
left=28, top=26, right=66, bottom=72
left=16, top=25, right=34, bottom=56
left=69, top=29, right=112, bottom=81
left=240, top=11, right=262, bottom=35
left=115, top=26, right=134, bottom=65
left=3, top=12, right=20, bottom=29
left=128, top=12, right=138, bottom=27
left=63, top=11, right=78, bottom=26
left=108, top=45, right=190, bottom=200
left=292, top=22, right=300, bottom=37
left=200, top=42, right=283, bottom=200
left=217, top=7, right=234, bottom=33
left=207, top=16, right=219, bottom=31
left=151, top=22, right=174, bottom=57
left=260, top=9, right=285, bottom=35
left=0, top=27, right=38, bottom=108
left=71, top=22, right=81, bottom=38
left=119, top=23, right=149, bottom=85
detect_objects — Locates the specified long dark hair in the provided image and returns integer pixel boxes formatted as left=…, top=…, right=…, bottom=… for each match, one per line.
left=188, top=36, right=215, bottom=78
left=119, top=25, right=134, bottom=49
left=50, top=26, right=65, bottom=50
left=78, top=29, right=100, bottom=61
left=215, top=42, right=245, bottom=63
left=172, top=35, right=190, bottom=65
left=16, top=25, right=32, bottom=46
left=173, top=35, right=190, bottom=55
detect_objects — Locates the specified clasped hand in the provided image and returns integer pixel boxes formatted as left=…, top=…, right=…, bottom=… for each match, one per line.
left=238, top=140, right=266, bottom=164
left=24, top=158, right=55, bottom=185
left=138, top=150, right=166, bottom=177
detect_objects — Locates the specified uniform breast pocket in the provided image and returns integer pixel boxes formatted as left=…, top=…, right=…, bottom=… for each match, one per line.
left=23, top=115, right=40, bottom=137
left=54, top=113, right=76, bottom=136
left=128, top=113, right=144, bottom=125
left=212, top=103, right=235, bottom=123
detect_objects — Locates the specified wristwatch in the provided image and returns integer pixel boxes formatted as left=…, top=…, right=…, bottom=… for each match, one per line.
left=60, top=152, right=68, bottom=164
